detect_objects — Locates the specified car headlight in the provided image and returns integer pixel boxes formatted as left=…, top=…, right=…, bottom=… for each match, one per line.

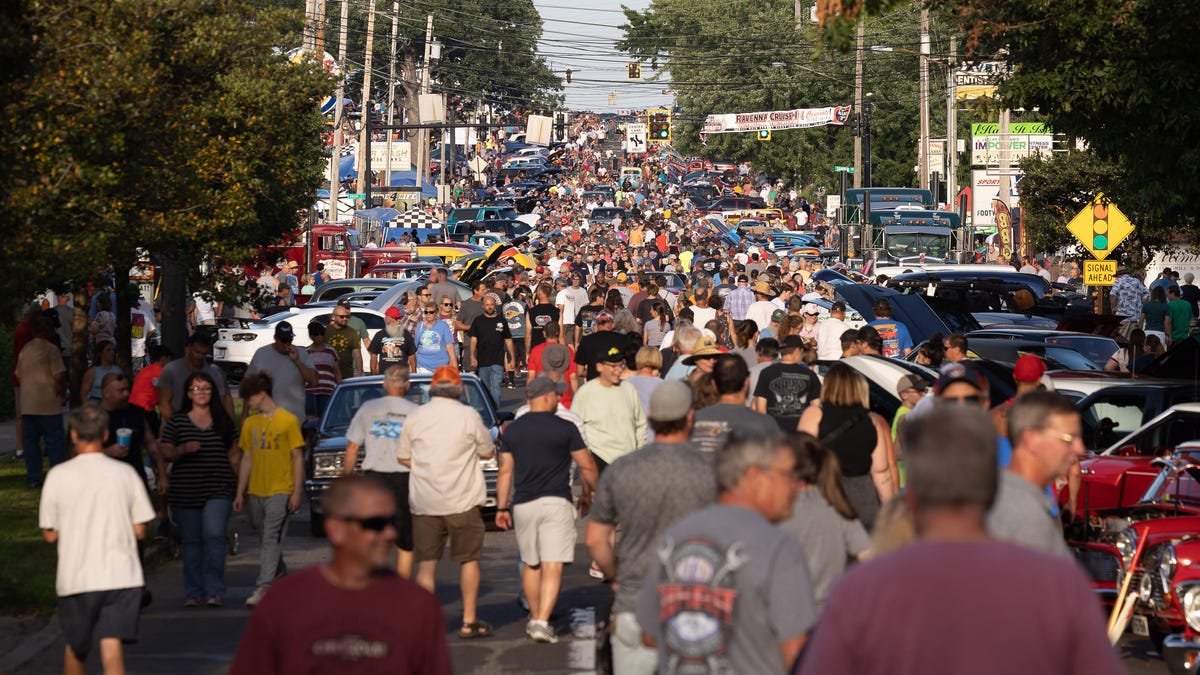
left=479, top=456, right=499, bottom=471
left=1116, top=528, right=1137, bottom=571
left=1181, top=585, right=1200, bottom=632
left=1139, top=568, right=1154, bottom=602
left=313, top=453, right=343, bottom=478
left=233, top=333, right=258, bottom=342
left=1160, top=544, right=1177, bottom=588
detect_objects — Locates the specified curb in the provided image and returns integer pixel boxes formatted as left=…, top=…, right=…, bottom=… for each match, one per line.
left=0, top=539, right=172, bottom=674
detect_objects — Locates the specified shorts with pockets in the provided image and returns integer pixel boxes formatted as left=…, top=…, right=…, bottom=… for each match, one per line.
left=412, top=508, right=484, bottom=563
left=58, top=587, right=142, bottom=659
left=513, top=496, right=577, bottom=566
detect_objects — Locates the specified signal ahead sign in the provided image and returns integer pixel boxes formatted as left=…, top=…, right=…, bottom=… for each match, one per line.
left=1083, top=260, right=1117, bottom=286
left=1066, top=193, right=1134, bottom=261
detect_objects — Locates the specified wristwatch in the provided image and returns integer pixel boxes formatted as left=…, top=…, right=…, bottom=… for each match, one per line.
left=496, top=507, right=510, bottom=512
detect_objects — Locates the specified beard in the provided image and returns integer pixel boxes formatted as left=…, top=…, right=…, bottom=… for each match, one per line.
left=385, top=322, right=403, bottom=338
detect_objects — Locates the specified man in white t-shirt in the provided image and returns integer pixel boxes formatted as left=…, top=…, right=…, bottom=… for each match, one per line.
left=39, top=403, right=156, bottom=674
left=815, top=302, right=851, bottom=361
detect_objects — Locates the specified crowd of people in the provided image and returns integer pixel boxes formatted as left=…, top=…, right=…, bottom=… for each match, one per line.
left=19, top=113, right=1159, bottom=673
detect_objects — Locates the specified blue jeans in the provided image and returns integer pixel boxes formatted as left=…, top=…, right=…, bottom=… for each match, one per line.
left=478, top=364, right=503, bottom=405
left=22, top=414, right=65, bottom=487
left=172, top=498, right=232, bottom=599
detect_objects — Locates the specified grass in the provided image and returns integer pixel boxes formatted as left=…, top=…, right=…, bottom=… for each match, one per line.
left=0, top=462, right=57, bottom=616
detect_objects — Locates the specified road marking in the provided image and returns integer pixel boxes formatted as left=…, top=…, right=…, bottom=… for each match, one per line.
left=568, top=606, right=595, bottom=673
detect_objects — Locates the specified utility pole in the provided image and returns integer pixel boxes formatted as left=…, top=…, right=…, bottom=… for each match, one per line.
left=355, top=0, right=377, bottom=206
left=918, top=8, right=930, bottom=191
left=328, top=0, right=349, bottom=224
left=853, top=19, right=864, bottom=189
left=415, top=15, right=434, bottom=193
left=794, top=0, right=802, bottom=32
left=439, top=95, right=449, bottom=196
left=303, top=0, right=317, bottom=52
left=384, top=0, right=399, bottom=196
left=314, top=0, right=326, bottom=55
left=946, top=38, right=958, bottom=210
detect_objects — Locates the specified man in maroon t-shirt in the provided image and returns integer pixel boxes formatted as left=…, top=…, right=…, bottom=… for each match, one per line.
left=229, top=476, right=452, bottom=674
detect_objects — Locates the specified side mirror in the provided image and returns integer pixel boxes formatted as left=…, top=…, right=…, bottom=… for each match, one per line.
left=496, top=410, right=516, bottom=423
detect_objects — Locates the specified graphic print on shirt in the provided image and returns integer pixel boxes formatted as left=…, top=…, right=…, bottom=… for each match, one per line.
left=655, top=537, right=746, bottom=674
left=311, top=634, right=389, bottom=662
left=766, top=372, right=812, bottom=418
left=379, top=335, right=408, bottom=360
left=369, top=419, right=404, bottom=440
left=416, top=324, right=443, bottom=353
left=872, top=321, right=902, bottom=358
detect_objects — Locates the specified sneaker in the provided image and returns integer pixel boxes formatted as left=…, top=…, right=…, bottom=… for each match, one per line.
left=246, top=587, right=268, bottom=608
left=14, top=449, right=24, bottom=458
left=589, top=561, right=605, bottom=579
left=527, top=620, right=558, bottom=644
left=205, top=594, right=222, bottom=607
left=184, top=597, right=201, bottom=608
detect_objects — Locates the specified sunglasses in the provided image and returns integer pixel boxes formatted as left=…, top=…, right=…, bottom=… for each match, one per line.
left=336, top=513, right=398, bottom=532
left=333, top=313, right=350, bottom=319
left=942, top=394, right=983, bottom=405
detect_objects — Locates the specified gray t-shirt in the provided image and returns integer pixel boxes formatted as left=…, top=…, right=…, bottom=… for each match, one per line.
left=457, top=298, right=483, bottom=329
left=158, top=359, right=229, bottom=413
left=589, top=441, right=716, bottom=613
left=779, top=487, right=870, bottom=610
left=637, top=504, right=818, bottom=674
left=986, top=470, right=1072, bottom=559
left=246, top=345, right=315, bottom=422
left=345, top=395, right=419, bottom=473
left=691, top=402, right=782, bottom=454
left=429, top=281, right=458, bottom=307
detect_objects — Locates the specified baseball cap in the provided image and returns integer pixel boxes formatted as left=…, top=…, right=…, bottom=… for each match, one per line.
left=934, top=362, right=989, bottom=395
left=526, top=375, right=568, bottom=398
left=896, top=374, right=928, bottom=396
left=802, top=302, right=821, bottom=315
left=596, top=311, right=616, bottom=324
left=1013, top=354, right=1048, bottom=383
left=616, top=272, right=629, bottom=283
left=600, top=346, right=626, bottom=363
left=431, top=365, right=462, bottom=387
left=542, top=344, right=571, bottom=374
left=770, top=308, right=786, bottom=323
left=385, top=306, right=402, bottom=319
left=274, top=322, right=295, bottom=343
left=648, top=380, right=693, bottom=422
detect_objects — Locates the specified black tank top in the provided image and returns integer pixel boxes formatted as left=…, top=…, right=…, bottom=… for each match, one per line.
left=817, top=404, right=876, bottom=477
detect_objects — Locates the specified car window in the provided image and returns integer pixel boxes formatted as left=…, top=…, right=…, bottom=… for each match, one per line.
left=1045, top=336, right=1119, bottom=367
left=1079, top=395, right=1147, bottom=450
left=1108, top=410, right=1200, bottom=455
left=311, top=286, right=352, bottom=302
left=1041, top=347, right=1100, bottom=371
left=351, top=311, right=384, bottom=330
left=321, top=381, right=496, bottom=436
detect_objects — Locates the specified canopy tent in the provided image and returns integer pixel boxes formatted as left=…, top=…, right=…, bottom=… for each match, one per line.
left=379, top=170, right=437, bottom=199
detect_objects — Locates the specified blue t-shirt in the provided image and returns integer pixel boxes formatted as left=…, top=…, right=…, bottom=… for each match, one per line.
left=414, top=321, right=454, bottom=371
left=868, top=319, right=913, bottom=358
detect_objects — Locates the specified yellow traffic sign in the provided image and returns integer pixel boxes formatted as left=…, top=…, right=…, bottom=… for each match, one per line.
left=1083, top=260, right=1117, bottom=286
left=1066, top=193, right=1134, bottom=260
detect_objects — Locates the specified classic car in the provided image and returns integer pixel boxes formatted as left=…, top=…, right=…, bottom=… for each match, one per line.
left=302, top=372, right=513, bottom=536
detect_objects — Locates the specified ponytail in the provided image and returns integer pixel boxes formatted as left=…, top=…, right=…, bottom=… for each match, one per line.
left=788, top=433, right=858, bottom=521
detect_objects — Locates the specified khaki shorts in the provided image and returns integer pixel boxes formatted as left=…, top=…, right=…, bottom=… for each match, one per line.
left=412, top=508, right=484, bottom=563
left=513, top=496, right=577, bottom=566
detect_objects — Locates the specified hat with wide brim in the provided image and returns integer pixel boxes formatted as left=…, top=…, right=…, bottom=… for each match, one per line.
left=750, top=280, right=777, bottom=297
left=683, top=336, right=723, bottom=365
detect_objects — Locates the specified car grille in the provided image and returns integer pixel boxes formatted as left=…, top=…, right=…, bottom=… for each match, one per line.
left=1074, top=546, right=1121, bottom=584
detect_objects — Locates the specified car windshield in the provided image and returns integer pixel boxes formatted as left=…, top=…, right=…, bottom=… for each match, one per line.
left=321, top=381, right=495, bottom=436
left=1044, top=335, right=1118, bottom=368
left=1139, top=458, right=1200, bottom=505
left=1041, top=347, right=1101, bottom=371
left=884, top=232, right=950, bottom=259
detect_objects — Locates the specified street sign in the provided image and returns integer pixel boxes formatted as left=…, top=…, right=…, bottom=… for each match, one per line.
left=833, top=166, right=854, bottom=173
left=626, top=123, right=648, bottom=155
left=1083, top=260, right=1117, bottom=286
left=1066, top=193, right=1135, bottom=260
left=347, top=193, right=365, bottom=200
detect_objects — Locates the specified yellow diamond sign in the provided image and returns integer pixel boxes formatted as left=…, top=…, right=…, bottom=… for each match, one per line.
left=1066, top=193, right=1134, bottom=260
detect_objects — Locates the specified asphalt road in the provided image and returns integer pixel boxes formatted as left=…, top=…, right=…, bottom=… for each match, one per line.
left=9, top=379, right=1173, bottom=674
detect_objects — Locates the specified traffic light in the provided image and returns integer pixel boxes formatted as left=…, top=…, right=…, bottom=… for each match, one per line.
left=757, top=129, right=771, bottom=142
left=847, top=112, right=861, bottom=137
left=648, top=110, right=671, bottom=141
left=627, top=62, right=642, bottom=80
left=1092, top=200, right=1110, bottom=252
left=565, top=68, right=572, bottom=84
left=553, top=111, right=569, bottom=143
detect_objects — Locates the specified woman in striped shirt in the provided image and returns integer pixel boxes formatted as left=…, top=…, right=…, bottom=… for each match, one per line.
left=160, top=372, right=240, bottom=607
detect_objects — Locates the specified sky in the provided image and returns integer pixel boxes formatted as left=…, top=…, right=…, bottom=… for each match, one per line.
left=532, top=0, right=673, bottom=113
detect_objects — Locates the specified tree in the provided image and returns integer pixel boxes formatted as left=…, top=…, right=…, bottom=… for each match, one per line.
left=1, top=0, right=334, bottom=376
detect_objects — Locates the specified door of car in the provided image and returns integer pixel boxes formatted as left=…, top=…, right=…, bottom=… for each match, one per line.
left=1078, top=392, right=1154, bottom=452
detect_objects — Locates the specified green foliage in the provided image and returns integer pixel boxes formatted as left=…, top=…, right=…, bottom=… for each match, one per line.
left=0, top=462, right=58, bottom=615
left=0, top=323, right=13, bottom=421
left=0, top=0, right=335, bottom=311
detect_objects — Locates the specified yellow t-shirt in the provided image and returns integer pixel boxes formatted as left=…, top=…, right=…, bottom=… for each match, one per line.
left=679, top=250, right=694, bottom=273
left=239, top=408, right=304, bottom=497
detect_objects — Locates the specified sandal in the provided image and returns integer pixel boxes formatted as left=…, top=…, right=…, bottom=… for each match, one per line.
left=458, top=620, right=494, bottom=639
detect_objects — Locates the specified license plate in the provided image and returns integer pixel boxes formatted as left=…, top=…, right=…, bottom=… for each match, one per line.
left=1132, top=614, right=1149, bottom=637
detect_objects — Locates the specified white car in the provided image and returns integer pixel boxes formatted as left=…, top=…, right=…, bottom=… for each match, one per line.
left=213, top=305, right=386, bottom=382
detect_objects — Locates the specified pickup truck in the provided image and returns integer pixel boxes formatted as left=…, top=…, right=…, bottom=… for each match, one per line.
left=277, top=224, right=413, bottom=283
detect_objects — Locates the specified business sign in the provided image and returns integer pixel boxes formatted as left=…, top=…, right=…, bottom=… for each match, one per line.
left=954, top=61, right=1009, bottom=100
left=994, top=199, right=1013, bottom=259
left=701, top=106, right=851, bottom=134
left=1066, top=193, right=1135, bottom=260
left=626, top=123, right=648, bottom=154
left=971, top=133, right=1054, bottom=166
left=971, top=170, right=1022, bottom=226
left=1083, top=260, right=1117, bottom=286
left=368, top=141, right=411, bottom=171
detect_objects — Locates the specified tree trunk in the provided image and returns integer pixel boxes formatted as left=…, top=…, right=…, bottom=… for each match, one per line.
left=159, top=251, right=190, bottom=358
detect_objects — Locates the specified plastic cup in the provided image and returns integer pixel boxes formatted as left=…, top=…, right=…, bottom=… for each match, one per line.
left=116, top=427, right=133, bottom=447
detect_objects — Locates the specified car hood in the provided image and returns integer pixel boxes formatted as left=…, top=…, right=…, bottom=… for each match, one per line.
left=833, top=284, right=952, bottom=344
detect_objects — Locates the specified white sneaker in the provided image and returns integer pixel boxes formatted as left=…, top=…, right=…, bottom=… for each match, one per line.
left=245, top=587, right=268, bottom=607
left=589, top=561, right=605, bottom=579
left=527, top=620, right=558, bottom=644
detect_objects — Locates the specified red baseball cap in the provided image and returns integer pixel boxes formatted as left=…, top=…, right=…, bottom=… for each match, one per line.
left=385, top=307, right=402, bottom=319
left=1013, top=354, right=1048, bottom=383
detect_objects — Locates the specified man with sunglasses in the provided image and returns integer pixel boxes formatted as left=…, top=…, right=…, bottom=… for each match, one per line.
left=986, top=391, right=1082, bottom=558
left=230, top=475, right=452, bottom=674
left=325, top=300, right=364, bottom=380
